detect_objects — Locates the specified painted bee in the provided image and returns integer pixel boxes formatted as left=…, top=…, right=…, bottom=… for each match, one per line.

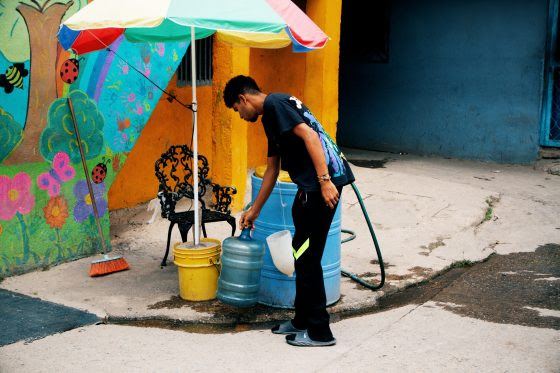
left=0, top=63, right=29, bottom=94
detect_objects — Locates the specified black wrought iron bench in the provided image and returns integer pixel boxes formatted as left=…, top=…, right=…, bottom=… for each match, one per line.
left=155, top=144, right=237, bottom=266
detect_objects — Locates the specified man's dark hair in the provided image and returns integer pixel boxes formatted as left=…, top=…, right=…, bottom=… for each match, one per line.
left=223, top=75, right=261, bottom=108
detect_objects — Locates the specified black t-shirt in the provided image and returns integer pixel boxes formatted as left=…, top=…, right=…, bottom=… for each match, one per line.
left=262, top=93, right=355, bottom=191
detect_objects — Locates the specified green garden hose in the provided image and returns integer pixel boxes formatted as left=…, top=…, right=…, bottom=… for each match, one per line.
left=340, top=182, right=385, bottom=290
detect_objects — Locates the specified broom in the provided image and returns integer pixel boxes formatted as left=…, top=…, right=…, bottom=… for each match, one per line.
left=67, top=97, right=129, bottom=277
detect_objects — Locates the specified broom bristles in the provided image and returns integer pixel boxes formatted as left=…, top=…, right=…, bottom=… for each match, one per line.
left=89, top=256, right=130, bottom=277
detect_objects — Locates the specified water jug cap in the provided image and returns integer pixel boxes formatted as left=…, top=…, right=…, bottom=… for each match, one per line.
left=239, top=228, right=252, bottom=241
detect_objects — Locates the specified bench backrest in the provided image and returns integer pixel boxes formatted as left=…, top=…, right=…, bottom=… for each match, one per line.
left=155, top=144, right=211, bottom=209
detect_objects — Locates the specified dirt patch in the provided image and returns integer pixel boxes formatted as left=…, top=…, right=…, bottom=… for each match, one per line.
left=385, top=267, right=433, bottom=281
left=148, top=296, right=189, bottom=310
left=409, top=266, right=434, bottom=277
left=419, top=237, right=447, bottom=256
left=371, top=259, right=394, bottom=267
left=386, top=273, right=415, bottom=281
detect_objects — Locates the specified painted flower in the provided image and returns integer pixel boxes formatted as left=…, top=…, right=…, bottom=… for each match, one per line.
left=73, top=180, right=107, bottom=222
left=43, top=196, right=69, bottom=229
left=0, top=172, right=35, bottom=220
left=112, top=154, right=121, bottom=173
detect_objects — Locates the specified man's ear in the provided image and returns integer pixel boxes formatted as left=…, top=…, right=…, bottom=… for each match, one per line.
left=238, top=94, right=247, bottom=104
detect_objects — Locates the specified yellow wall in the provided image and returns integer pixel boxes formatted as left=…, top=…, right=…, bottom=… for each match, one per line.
left=248, top=47, right=307, bottom=169
left=211, top=43, right=250, bottom=211
left=109, top=0, right=342, bottom=212
left=304, top=0, right=342, bottom=138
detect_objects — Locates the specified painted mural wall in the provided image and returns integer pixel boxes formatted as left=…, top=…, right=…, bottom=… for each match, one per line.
left=338, top=0, right=547, bottom=163
left=0, top=0, right=187, bottom=277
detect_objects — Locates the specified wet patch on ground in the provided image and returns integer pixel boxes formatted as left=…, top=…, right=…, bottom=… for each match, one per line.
left=347, top=244, right=560, bottom=329
left=430, top=244, right=560, bottom=329
left=348, top=158, right=390, bottom=169
left=118, top=244, right=559, bottom=333
left=374, top=266, right=434, bottom=283
left=117, top=299, right=295, bottom=334
left=341, top=265, right=471, bottom=318
left=111, top=318, right=268, bottom=334
left=145, top=296, right=293, bottom=325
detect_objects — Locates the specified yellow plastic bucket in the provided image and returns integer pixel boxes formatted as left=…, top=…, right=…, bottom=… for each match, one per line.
left=173, top=238, right=221, bottom=301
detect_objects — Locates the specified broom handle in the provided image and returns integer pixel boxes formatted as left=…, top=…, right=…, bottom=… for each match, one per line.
left=67, top=97, right=108, bottom=255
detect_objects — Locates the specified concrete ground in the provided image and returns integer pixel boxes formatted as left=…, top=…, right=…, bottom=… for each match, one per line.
left=0, top=149, right=559, bottom=371
left=1, top=302, right=558, bottom=372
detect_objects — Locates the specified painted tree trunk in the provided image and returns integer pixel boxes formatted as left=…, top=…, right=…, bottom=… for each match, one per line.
left=4, top=2, right=72, bottom=165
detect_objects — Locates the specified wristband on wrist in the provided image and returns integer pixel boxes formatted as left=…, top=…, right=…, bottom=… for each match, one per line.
left=317, top=173, right=331, bottom=183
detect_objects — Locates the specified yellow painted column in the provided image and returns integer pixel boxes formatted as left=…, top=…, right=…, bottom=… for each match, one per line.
left=212, top=41, right=250, bottom=212
left=304, top=0, right=342, bottom=139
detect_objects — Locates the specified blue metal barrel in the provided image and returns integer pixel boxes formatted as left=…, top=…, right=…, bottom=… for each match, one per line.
left=251, top=172, right=341, bottom=308
left=217, top=228, right=265, bottom=307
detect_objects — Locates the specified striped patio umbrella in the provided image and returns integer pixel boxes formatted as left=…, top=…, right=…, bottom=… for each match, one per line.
left=58, top=0, right=328, bottom=245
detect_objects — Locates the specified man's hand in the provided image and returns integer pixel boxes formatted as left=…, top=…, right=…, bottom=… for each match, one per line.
left=321, top=180, right=339, bottom=209
left=240, top=208, right=259, bottom=229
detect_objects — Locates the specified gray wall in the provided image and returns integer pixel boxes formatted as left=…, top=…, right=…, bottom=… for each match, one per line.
left=338, top=0, right=548, bottom=163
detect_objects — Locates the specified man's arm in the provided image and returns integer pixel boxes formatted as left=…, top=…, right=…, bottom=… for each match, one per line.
left=240, top=155, right=280, bottom=229
left=292, top=123, right=339, bottom=209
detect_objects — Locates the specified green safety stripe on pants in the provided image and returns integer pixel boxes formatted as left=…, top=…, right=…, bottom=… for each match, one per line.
left=292, top=238, right=310, bottom=260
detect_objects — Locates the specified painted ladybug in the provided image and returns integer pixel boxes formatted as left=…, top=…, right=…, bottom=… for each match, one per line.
left=91, top=157, right=111, bottom=184
left=60, top=58, right=80, bottom=84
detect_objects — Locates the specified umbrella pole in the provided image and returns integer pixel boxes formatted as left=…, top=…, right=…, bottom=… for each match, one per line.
left=191, top=26, right=200, bottom=246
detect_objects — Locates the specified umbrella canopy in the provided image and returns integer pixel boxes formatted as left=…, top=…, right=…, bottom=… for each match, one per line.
left=58, top=0, right=328, bottom=245
left=58, top=0, right=328, bottom=54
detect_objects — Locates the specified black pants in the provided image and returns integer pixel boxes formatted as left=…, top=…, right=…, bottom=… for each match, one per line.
left=291, top=186, right=342, bottom=341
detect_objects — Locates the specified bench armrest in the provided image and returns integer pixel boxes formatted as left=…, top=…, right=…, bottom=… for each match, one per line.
left=157, top=191, right=179, bottom=218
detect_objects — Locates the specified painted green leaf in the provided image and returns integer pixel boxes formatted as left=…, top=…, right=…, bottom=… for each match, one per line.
left=0, top=106, right=22, bottom=162
left=40, top=90, right=105, bottom=163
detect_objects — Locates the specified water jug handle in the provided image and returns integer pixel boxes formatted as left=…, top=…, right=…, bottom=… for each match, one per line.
left=239, top=227, right=252, bottom=241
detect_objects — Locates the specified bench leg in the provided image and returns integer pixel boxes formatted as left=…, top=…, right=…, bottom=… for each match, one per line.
left=161, top=222, right=176, bottom=267
left=177, top=222, right=192, bottom=243
left=201, top=223, right=208, bottom=238
left=227, top=216, right=236, bottom=237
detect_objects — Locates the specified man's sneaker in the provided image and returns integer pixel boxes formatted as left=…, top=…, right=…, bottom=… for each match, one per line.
left=271, top=320, right=306, bottom=335
left=285, top=331, right=336, bottom=347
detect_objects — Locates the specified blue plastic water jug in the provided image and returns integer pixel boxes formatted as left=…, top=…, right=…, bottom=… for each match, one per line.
left=217, top=228, right=265, bottom=307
